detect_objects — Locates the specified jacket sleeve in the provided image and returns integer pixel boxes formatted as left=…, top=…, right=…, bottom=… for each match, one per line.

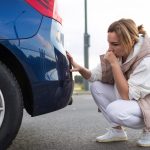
left=128, top=57, right=150, bottom=100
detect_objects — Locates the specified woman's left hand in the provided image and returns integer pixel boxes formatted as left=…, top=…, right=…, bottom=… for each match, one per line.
left=104, top=51, right=119, bottom=66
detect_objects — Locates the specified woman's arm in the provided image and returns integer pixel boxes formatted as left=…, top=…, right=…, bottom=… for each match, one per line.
left=66, top=51, right=91, bottom=79
left=78, top=66, right=91, bottom=80
left=111, top=62, right=129, bottom=100
left=104, top=51, right=129, bottom=100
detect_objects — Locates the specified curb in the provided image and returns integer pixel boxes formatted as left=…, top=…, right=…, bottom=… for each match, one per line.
left=73, top=91, right=91, bottom=95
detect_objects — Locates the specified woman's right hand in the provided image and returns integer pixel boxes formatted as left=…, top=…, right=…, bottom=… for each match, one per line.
left=66, top=51, right=91, bottom=79
left=66, top=51, right=81, bottom=72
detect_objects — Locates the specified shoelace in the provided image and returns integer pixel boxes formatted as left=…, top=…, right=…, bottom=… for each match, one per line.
left=105, top=128, right=117, bottom=136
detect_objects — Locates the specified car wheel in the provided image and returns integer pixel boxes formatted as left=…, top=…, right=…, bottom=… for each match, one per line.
left=0, top=62, right=23, bottom=150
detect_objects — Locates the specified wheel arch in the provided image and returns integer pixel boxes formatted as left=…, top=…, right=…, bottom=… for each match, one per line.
left=0, top=44, right=34, bottom=115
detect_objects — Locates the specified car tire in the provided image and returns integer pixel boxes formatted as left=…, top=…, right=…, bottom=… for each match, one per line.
left=0, top=61, right=23, bottom=150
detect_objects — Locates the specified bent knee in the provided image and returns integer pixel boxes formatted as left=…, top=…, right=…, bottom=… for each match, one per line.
left=106, top=102, right=129, bottom=123
left=90, top=81, right=104, bottom=94
left=106, top=104, right=117, bottom=121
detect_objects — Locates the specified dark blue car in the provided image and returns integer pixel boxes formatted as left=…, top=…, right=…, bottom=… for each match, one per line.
left=0, top=0, right=73, bottom=149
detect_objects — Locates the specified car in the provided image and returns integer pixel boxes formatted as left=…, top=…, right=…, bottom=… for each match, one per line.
left=0, top=0, right=74, bottom=149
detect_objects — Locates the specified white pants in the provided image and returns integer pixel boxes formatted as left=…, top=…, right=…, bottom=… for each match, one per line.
left=90, top=81, right=145, bottom=129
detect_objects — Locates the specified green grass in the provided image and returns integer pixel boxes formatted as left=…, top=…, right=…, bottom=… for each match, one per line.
left=74, top=83, right=84, bottom=91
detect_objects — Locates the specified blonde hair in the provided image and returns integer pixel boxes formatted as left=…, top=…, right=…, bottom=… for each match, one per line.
left=138, top=24, right=146, bottom=36
left=108, top=18, right=143, bottom=55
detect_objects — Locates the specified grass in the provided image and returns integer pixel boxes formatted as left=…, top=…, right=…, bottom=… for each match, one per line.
left=74, top=83, right=84, bottom=92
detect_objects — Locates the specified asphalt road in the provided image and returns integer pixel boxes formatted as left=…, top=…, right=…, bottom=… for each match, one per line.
left=8, top=94, right=146, bottom=150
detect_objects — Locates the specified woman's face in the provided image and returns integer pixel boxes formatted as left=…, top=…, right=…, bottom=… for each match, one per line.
left=107, top=32, right=127, bottom=58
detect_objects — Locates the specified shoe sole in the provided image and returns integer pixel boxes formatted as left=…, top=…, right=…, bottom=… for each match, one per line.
left=137, top=143, right=150, bottom=147
left=96, top=137, right=128, bottom=143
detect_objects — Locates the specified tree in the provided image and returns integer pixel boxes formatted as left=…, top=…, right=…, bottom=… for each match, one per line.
left=74, top=75, right=83, bottom=84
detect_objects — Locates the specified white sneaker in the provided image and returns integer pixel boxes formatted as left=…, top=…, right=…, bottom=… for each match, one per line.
left=96, top=128, right=128, bottom=142
left=137, top=131, right=150, bottom=147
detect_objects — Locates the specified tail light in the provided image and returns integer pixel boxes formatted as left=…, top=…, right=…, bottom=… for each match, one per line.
left=25, top=0, right=62, bottom=24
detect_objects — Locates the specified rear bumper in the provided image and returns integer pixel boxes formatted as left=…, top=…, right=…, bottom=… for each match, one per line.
left=31, top=79, right=74, bottom=116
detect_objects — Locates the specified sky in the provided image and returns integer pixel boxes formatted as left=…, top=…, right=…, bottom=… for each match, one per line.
left=58, top=0, right=150, bottom=70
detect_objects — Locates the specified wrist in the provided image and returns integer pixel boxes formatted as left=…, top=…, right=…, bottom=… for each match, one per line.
left=79, top=66, right=84, bottom=72
left=110, top=61, right=119, bottom=67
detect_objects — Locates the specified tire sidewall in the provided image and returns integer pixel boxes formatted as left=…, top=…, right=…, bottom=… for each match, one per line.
left=0, top=62, right=23, bottom=150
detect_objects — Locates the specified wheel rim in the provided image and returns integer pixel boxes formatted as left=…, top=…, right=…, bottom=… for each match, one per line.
left=0, top=90, right=5, bottom=127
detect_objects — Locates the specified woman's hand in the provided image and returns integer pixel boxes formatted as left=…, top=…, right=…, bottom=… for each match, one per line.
left=66, top=51, right=91, bottom=79
left=66, top=51, right=81, bottom=72
left=104, top=51, right=119, bottom=66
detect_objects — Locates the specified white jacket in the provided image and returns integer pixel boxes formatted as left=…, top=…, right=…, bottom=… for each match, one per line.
left=89, top=35, right=150, bottom=100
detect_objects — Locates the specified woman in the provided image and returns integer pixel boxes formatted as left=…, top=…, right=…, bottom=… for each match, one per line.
left=67, top=18, right=150, bottom=147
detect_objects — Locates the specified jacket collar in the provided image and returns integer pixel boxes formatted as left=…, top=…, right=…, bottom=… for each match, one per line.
left=123, top=35, right=144, bottom=65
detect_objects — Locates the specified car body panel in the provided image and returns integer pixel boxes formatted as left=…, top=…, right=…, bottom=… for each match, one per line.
left=0, top=0, right=42, bottom=39
left=0, top=0, right=74, bottom=116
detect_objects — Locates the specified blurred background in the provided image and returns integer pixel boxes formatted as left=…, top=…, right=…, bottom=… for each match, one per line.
left=58, top=0, right=150, bottom=91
